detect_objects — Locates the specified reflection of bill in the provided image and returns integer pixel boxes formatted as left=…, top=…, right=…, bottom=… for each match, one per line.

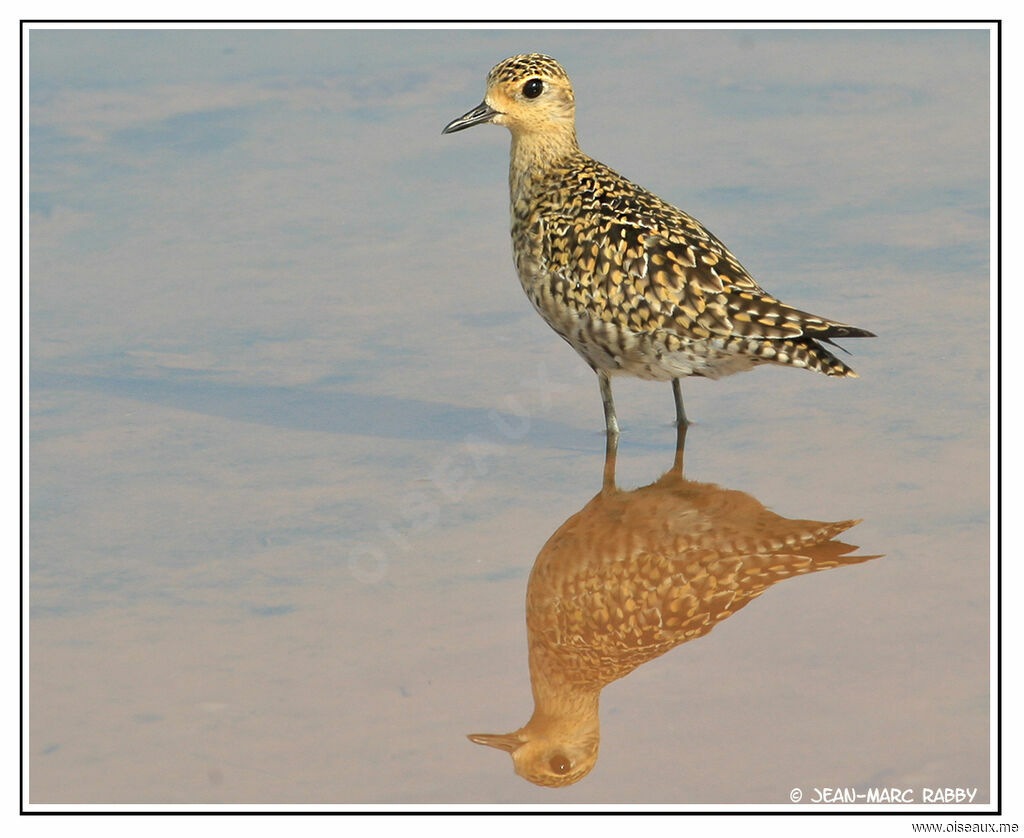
left=469, top=427, right=881, bottom=787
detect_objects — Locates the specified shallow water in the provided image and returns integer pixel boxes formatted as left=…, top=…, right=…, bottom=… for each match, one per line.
left=29, top=27, right=991, bottom=806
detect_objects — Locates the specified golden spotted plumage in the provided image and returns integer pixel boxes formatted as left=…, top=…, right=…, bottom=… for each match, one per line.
left=444, top=54, right=875, bottom=432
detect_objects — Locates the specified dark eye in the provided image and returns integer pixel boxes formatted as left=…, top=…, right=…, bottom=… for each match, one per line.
left=549, top=754, right=571, bottom=775
left=522, top=78, right=544, bottom=99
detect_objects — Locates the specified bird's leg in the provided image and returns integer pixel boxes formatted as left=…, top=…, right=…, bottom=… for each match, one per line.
left=671, top=378, right=689, bottom=427
left=670, top=418, right=688, bottom=478
left=597, top=371, right=620, bottom=436
left=602, top=424, right=619, bottom=492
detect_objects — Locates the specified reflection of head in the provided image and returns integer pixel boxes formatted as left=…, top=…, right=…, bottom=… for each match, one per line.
left=470, top=715, right=599, bottom=788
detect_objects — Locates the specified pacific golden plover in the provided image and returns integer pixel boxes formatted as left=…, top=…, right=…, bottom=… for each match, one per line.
left=468, top=426, right=877, bottom=787
left=443, top=54, right=875, bottom=433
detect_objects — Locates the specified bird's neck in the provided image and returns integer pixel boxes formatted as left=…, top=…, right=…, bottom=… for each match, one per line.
left=527, top=642, right=602, bottom=724
left=508, top=129, right=580, bottom=206
left=526, top=691, right=601, bottom=742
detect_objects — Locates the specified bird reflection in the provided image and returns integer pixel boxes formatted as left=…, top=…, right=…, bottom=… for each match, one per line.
left=469, top=427, right=879, bottom=787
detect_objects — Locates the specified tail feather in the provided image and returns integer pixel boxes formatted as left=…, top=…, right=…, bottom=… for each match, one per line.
left=816, top=324, right=876, bottom=340
left=747, top=334, right=863, bottom=377
left=804, top=338, right=859, bottom=377
left=789, top=319, right=874, bottom=377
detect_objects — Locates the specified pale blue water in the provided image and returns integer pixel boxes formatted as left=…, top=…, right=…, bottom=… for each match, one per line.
left=29, top=26, right=991, bottom=806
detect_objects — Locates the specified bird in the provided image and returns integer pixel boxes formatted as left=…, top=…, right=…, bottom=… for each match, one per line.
left=468, top=425, right=879, bottom=787
left=443, top=54, right=875, bottom=434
